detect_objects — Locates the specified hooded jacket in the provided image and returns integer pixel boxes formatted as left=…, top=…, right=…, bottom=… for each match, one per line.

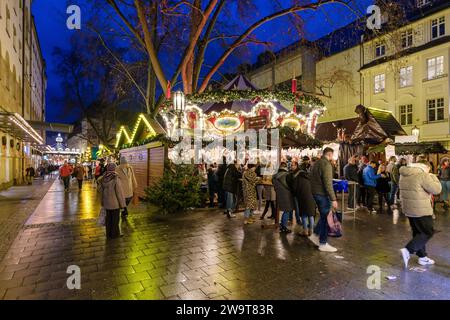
left=399, top=163, right=442, bottom=217
left=116, top=164, right=138, bottom=199
left=99, top=176, right=126, bottom=210
left=272, top=168, right=295, bottom=211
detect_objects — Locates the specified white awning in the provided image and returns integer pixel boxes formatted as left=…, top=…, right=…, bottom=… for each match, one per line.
left=0, top=112, right=44, bottom=145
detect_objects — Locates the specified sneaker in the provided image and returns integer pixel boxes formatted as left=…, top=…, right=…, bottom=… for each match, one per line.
left=293, top=225, right=303, bottom=234
left=418, top=257, right=435, bottom=266
left=400, top=248, right=410, bottom=268
left=319, top=243, right=338, bottom=252
left=308, top=233, right=320, bottom=247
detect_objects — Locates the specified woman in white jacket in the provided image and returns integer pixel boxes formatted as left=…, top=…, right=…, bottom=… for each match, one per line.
left=399, top=160, right=442, bottom=268
left=116, top=157, right=138, bottom=219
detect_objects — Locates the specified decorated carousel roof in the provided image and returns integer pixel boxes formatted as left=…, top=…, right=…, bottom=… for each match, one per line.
left=200, top=75, right=290, bottom=114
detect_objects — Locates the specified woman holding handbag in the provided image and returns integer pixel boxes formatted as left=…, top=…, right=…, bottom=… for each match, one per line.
left=116, top=157, right=138, bottom=219
left=98, top=163, right=126, bottom=239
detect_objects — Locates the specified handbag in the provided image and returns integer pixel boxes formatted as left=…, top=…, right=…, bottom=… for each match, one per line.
left=97, top=207, right=106, bottom=226
left=327, top=209, right=343, bottom=237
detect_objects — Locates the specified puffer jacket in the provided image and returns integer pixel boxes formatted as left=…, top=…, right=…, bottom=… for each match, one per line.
left=99, top=176, right=127, bottom=210
left=399, top=163, right=442, bottom=217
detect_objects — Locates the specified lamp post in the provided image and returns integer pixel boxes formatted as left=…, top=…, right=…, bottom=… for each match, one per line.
left=412, top=125, right=420, bottom=139
left=173, top=91, right=186, bottom=130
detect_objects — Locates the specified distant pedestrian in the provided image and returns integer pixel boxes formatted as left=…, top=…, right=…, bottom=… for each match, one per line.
left=343, top=156, right=359, bottom=210
left=216, top=158, right=227, bottom=209
left=292, top=163, right=316, bottom=236
left=399, top=160, right=441, bottom=268
left=308, top=147, right=338, bottom=252
left=207, top=164, right=219, bottom=208
left=289, top=160, right=303, bottom=234
left=98, top=163, right=126, bottom=239
left=358, top=156, right=369, bottom=207
left=376, top=164, right=391, bottom=213
left=272, top=162, right=295, bottom=233
left=25, top=166, right=35, bottom=185
left=223, top=162, right=242, bottom=218
left=73, top=163, right=85, bottom=190
left=116, top=157, right=138, bottom=219
left=363, top=161, right=382, bottom=214
left=390, top=158, right=407, bottom=207
left=438, top=158, right=450, bottom=210
left=260, top=173, right=276, bottom=220
left=242, top=164, right=260, bottom=225
left=59, top=161, right=73, bottom=192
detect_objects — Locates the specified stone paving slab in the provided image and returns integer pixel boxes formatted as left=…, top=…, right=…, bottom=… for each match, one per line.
left=0, top=179, right=450, bottom=300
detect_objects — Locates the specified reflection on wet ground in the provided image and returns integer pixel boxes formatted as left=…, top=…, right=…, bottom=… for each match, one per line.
left=0, top=179, right=449, bottom=300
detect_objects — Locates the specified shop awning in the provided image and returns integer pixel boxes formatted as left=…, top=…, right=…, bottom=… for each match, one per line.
left=0, top=112, right=44, bottom=145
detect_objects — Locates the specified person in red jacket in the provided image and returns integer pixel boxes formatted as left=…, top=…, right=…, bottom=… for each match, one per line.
left=59, top=161, right=73, bottom=192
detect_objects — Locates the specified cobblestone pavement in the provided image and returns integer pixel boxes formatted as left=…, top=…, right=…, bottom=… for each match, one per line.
left=0, top=179, right=449, bottom=300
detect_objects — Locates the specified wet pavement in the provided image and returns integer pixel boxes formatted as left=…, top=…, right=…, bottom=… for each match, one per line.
left=0, top=179, right=449, bottom=300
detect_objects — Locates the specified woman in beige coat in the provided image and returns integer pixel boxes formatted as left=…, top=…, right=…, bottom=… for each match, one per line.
left=99, top=163, right=126, bottom=239
left=399, top=161, right=442, bottom=268
left=116, top=157, right=138, bottom=219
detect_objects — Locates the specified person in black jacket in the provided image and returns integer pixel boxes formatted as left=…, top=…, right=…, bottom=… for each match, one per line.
left=292, top=166, right=316, bottom=236
left=222, top=162, right=242, bottom=218
left=343, top=156, right=359, bottom=209
left=376, top=164, right=391, bottom=214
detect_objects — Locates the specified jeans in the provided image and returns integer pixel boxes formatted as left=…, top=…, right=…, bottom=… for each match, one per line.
left=440, top=180, right=450, bottom=201
left=244, top=209, right=254, bottom=219
left=225, top=192, right=236, bottom=211
left=62, top=176, right=70, bottom=190
left=366, top=186, right=377, bottom=210
left=280, top=211, right=291, bottom=229
left=302, top=215, right=315, bottom=230
left=406, top=216, right=434, bottom=258
left=389, top=182, right=398, bottom=205
left=313, top=194, right=331, bottom=245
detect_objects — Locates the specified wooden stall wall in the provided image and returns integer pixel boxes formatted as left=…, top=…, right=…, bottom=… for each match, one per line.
left=120, top=142, right=166, bottom=198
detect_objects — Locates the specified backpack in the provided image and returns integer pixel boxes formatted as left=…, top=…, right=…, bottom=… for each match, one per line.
left=327, top=210, right=343, bottom=237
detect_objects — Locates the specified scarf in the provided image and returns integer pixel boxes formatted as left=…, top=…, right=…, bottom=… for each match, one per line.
left=102, top=163, right=117, bottom=183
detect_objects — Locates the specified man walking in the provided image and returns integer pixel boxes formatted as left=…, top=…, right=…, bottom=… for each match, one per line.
left=25, top=166, right=35, bottom=185
left=399, top=160, right=441, bottom=268
left=308, top=147, right=338, bottom=252
left=59, top=161, right=73, bottom=192
left=73, top=163, right=85, bottom=190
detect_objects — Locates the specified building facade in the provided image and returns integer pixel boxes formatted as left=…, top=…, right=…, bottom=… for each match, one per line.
left=0, top=0, right=46, bottom=190
left=247, top=0, right=450, bottom=147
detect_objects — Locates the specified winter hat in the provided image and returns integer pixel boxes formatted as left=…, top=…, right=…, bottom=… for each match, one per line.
left=120, top=156, right=128, bottom=164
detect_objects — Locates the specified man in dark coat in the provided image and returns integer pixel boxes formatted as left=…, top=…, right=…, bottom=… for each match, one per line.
left=309, top=147, right=338, bottom=252
left=216, top=159, right=227, bottom=209
left=222, top=162, right=242, bottom=218
left=272, top=162, right=295, bottom=233
left=292, top=166, right=316, bottom=236
left=343, top=156, right=359, bottom=209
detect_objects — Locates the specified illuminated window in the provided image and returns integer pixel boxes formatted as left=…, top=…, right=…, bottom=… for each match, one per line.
left=427, top=98, right=444, bottom=122
left=427, top=56, right=444, bottom=80
left=374, top=74, right=385, bottom=93
left=399, top=105, right=413, bottom=125
left=431, top=17, right=445, bottom=39
left=399, top=66, right=413, bottom=87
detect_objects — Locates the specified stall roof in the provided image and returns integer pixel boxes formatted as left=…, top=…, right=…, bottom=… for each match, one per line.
left=316, top=107, right=407, bottom=144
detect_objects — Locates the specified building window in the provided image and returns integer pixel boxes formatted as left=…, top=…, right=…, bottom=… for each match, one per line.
left=401, top=30, right=413, bottom=48
left=427, top=56, right=444, bottom=80
left=375, top=42, right=386, bottom=58
left=431, top=17, right=445, bottom=39
left=400, top=66, right=413, bottom=87
left=417, top=0, right=431, bottom=8
left=427, top=98, right=445, bottom=122
left=399, top=105, right=413, bottom=126
left=374, top=74, right=385, bottom=93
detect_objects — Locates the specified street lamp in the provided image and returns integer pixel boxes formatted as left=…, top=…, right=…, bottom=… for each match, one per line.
left=173, top=91, right=186, bottom=130
left=412, top=125, right=420, bottom=138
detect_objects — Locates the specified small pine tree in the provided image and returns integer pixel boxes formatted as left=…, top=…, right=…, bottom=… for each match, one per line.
left=145, top=164, right=206, bottom=213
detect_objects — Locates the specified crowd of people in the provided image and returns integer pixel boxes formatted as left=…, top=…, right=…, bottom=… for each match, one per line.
left=199, top=148, right=446, bottom=264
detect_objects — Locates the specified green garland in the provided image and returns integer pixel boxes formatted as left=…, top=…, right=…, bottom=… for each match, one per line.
left=162, top=89, right=324, bottom=109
